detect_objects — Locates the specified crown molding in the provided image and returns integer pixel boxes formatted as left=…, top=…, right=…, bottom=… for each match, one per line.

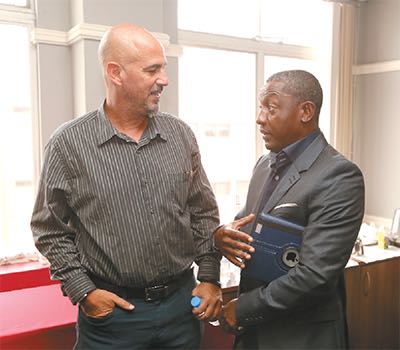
left=67, top=22, right=109, bottom=44
left=30, top=22, right=181, bottom=56
left=30, top=27, right=68, bottom=45
left=353, top=60, right=400, bottom=75
left=30, top=22, right=182, bottom=57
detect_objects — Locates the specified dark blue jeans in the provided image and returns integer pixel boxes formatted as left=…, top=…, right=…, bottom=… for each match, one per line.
left=75, top=276, right=200, bottom=349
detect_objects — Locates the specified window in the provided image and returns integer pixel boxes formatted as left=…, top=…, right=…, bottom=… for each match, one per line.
left=259, top=0, right=333, bottom=47
left=211, top=182, right=231, bottom=196
left=0, top=0, right=27, bottom=5
left=0, top=1, right=334, bottom=269
left=178, top=0, right=334, bottom=285
left=204, top=123, right=230, bottom=138
left=178, top=1, right=333, bottom=222
left=0, top=21, right=36, bottom=260
left=178, top=0, right=332, bottom=47
left=178, top=0, right=259, bottom=39
left=179, top=47, right=256, bottom=223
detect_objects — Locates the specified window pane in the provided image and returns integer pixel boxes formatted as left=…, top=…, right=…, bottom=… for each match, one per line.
left=0, top=24, right=35, bottom=258
left=178, top=0, right=333, bottom=47
left=260, top=0, right=333, bottom=47
left=178, top=0, right=259, bottom=38
left=179, top=47, right=256, bottom=223
left=0, top=0, right=27, bottom=6
left=264, top=56, right=331, bottom=142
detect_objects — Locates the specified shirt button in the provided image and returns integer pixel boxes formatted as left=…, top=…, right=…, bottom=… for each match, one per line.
left=274, top=175, right=280, bottom=180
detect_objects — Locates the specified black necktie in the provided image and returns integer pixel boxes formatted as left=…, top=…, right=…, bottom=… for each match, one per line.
left=271, top=151, right=290, bottom=176
left=257, top=151, right=291, bottom=213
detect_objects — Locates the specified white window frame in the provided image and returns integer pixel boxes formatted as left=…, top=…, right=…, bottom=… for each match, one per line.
left=0, top=2, right=41, bottom=262
left=0, top=2, right=40, bottom=180
left=178, top=29, right=321, bottom=159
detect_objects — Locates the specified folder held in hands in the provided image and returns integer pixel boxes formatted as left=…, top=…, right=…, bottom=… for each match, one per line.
left=242, top=213, right=304, bottom=283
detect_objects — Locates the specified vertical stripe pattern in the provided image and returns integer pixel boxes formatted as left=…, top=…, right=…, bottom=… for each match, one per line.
left=31, top=105, right=220, bottom=304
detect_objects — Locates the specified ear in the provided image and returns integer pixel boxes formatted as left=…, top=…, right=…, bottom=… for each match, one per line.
left=106, top=62, right=123, bottom=86
left=299, top=101, right=316, bottom=123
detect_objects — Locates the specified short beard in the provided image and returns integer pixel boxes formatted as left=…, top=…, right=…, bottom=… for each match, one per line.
left=146, top=103, right=159, bottom=118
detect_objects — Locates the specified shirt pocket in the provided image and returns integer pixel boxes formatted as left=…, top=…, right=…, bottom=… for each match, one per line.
left=167, top=170, right=192, bottom=211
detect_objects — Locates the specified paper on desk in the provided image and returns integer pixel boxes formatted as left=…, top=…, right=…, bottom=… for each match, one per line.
left=358, top=223, right=378, bottom=245
left=351, top=245, right=400, bottom=264
left=346, top=258, right=360, bottom=268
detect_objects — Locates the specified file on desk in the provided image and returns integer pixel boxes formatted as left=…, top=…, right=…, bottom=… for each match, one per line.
left=242, top=213, right=304, bottom=283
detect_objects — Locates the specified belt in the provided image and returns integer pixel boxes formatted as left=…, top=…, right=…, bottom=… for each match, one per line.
left=89, top=268, right=193, bottom=302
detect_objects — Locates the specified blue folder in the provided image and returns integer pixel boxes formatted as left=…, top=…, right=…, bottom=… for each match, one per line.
left=242, top=213, right=304, bottom=283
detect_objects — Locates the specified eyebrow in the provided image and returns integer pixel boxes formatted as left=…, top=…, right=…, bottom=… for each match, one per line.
left=143, top=62, right=168, bottom=71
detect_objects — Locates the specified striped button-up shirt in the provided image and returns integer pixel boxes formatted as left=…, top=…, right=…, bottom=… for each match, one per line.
left=31, top=104, right=220, bottom=304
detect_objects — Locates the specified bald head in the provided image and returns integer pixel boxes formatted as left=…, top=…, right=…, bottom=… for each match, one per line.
left=98, top=23, right=169, bottom=120
left=98, top=23, right=163, bottom=74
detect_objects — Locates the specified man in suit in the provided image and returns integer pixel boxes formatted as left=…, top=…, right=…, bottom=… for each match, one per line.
left=214, top=70, right=365, bottom=349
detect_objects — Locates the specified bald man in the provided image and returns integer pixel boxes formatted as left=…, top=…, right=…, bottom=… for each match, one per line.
left=31, top=23, right=222, bottom=349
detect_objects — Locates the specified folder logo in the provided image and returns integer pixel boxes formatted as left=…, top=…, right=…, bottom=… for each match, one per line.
left=282, top=247, right=300, bottom=268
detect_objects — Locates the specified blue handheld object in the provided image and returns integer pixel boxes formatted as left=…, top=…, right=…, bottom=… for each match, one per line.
left=191, top=296, right=201, bottom=308
left=243, top=212, right=304, bottom=283
left=190, top=296, right=220, bottom=326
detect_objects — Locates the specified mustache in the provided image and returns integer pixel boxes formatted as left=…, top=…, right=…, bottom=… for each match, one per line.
left=150, top=86, right=163, bottom=94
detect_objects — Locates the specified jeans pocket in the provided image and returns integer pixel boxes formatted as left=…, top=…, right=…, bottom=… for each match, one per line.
left=79, top=306, right=115, bottom=325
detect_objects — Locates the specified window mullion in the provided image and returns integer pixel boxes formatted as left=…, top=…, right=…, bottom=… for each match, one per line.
left=178, top=29, right=317, bottom=60
left=255, top=51, right=265, bottom=160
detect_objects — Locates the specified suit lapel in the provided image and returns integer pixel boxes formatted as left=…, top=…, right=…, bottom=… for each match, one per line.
left=263, top=133, right=328, bottom=213
left=264, top=167, right=300, bottom=213
left=248, top=155, right=274, bottom=214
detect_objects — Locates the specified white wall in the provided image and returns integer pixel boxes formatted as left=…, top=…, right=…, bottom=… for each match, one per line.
left=353, top=0, right=400, bottom=220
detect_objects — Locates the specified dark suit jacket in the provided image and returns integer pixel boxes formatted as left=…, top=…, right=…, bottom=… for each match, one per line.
left=235, top=133, right=365, bottom=349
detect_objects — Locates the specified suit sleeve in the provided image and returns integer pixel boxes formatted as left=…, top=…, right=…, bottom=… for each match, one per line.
left=236, top=158, right=365, bottom=325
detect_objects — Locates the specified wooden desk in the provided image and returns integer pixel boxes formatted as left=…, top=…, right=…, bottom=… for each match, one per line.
left=1, top=248, right=398, bottom=349
left=345, top=251, right=400, bottom=349
left=218, top=247, right=400, bottom=350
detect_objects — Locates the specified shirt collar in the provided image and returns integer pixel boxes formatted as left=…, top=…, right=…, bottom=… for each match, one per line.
left=95, top=102, right=167, bottom=146
left=269, top=128, right=321, bottom=163
left=147, top=114, right=167, bottom=142
left=96, top=102, right=119, bottom=146
left=283, top=128, right=321, bottom=163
